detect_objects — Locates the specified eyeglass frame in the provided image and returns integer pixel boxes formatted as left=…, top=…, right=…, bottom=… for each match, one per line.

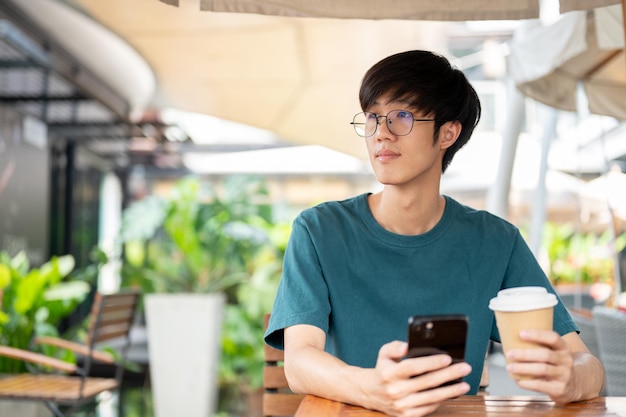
left=350, top=109, right=438, bottom=137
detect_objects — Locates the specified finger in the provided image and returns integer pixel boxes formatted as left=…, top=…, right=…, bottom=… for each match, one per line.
left=406, top=361, right=472, bottom=391
left=506, top=361, right=553, bottom=379
left=506, top=347, right=553, bottom=364
left=516, top=374, right=569, bottom=400
left=385, top=360, right=470, bottom=401
left=380, top=341, right=409, bottom=358
left=393, top=402, right=441, bottom=417
left=507, top=345, right=573, bottom=370
left=401, top=354, right=453, bottom=379
left=395, top=381, right=471, bottom=410
left=519, top=329, right=563, bottom=348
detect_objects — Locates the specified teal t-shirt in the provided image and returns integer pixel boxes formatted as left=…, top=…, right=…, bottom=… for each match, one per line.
left=264, top=194, right=577, bottom=393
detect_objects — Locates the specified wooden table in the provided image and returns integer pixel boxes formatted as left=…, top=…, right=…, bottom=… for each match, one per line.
left=295, top=394, right=626, bottom=416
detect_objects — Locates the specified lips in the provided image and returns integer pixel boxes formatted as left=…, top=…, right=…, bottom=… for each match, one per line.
left=375, top=149, right=400, bottom=161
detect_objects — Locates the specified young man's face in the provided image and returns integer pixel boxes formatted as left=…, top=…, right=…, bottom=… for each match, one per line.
left=363, top=94, right=451, bottom=188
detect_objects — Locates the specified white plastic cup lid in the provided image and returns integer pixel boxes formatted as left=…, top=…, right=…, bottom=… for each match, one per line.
left=489, top=287, right=557, bottom=312
left=497, top=286, right=549, bottom=297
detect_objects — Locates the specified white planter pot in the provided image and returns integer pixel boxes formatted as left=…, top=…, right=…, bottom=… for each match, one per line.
left=146, top=293, right=226, bottom=417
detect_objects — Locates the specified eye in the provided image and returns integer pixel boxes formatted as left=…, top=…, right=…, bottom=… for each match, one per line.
left=365, top=112, right=378, bottom=120
left=396, top=110, right=412, bottom=119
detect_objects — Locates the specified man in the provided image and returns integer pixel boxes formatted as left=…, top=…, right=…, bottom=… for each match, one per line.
left=264, top=50, right=605, bottom=417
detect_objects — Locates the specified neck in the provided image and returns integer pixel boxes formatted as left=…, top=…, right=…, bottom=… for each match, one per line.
left=368, top=187, right=446, bottom=235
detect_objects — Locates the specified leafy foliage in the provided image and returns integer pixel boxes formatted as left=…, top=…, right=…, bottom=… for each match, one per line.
left=119, top=175, right=291, bottom=415
left=543, top=222, right=626, bottom=285
left=0, top=251, right=92, bottom=373
left=119, top=176, right=274, bottom=295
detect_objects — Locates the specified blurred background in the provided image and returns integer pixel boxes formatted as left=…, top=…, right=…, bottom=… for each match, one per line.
left=1, top=0, right=625, bottom=416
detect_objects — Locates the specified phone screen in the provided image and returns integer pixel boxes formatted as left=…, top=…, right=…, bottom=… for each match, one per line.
left=406, top=314, right=468, bottom=385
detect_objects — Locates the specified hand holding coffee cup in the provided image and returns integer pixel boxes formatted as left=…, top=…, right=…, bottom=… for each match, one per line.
left=489, top=287, right=558, bottom=380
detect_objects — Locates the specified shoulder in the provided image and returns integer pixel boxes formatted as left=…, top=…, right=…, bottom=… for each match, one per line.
left=444, top=196, right=520, bottom=238
left=296, top=194, right=368, bottom=225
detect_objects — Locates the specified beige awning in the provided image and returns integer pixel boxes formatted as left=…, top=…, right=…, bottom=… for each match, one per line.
left=509, top=5, right=626, bottom=119
left=198, top=0, right=540, bottom=21
left=197, top=0, right=623, bottom=19
left=75, top=0, right=465, bottom=159
left=71, top=0, right=625, bottom=158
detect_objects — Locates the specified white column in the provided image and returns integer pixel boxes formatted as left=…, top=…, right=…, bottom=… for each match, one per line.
left=529, top=108, right=559, bottom=256
left=486, top=79, right=525, bottom=219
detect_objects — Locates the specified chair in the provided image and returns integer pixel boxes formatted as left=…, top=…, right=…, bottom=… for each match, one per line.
left=568, top=307, right=601, bottom=360
left=0, top=290, right=141, bottom=417
left=263, top=313, right=305, bottom=417
left=592, top=306, right=626, bottom=396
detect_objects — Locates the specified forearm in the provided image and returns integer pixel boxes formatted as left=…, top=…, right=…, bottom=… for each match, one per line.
left=284, top=345, right=380, bottom=410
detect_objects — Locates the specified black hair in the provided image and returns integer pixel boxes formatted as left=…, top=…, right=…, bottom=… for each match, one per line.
left=359, top=50, right=481, bottom=173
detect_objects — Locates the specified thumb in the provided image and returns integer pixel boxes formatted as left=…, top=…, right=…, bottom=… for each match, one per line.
left=379, top=341, right=408, bottom=361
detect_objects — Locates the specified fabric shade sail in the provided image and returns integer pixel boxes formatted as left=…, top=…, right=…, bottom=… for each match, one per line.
left=197, top=0, right=540, bottom=21
left=509, top=5, right=626, bottom=120
left=184, top=0, right=622, bottom=21
left=73, top=0, right=625, bottom=158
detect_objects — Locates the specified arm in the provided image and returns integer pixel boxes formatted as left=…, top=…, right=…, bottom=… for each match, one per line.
left=284, top=324, right=471, bottom=417
left=505, top=330, right=605, bottom=403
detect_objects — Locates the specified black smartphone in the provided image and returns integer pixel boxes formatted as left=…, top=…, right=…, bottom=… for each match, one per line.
left=406, top=314, right=468, bottom=386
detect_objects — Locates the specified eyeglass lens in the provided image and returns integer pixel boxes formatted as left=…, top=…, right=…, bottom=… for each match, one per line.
left=352, top=110, right=415, bottom=137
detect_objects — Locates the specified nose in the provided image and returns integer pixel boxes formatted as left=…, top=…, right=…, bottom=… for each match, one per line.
left=374, top=115, right=395, bottom=139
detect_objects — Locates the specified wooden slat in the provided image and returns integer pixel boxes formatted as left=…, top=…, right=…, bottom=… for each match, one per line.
left=88, top=291, right=139, bottom=344
left=0, top=374, right=118, bottom=404
left=265, top=343, right=284, bottom=363
left=93, top=323, right=132, bottom=343
left=264, top=366, right=289, bottom=389
left=100, top=310, right=135, bottom=326
left=264, top=313, right=304, bottom=416
left=0, top=346, right=77, bottom=373
left=263, top=393, right=305, bottom=417
left=33, top=336, right=116, bottom=364
left=264, top=314, right=285, bottom=363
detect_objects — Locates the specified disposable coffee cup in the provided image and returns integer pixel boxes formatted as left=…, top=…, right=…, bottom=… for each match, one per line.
left=488, top=286, right=557, bottom=380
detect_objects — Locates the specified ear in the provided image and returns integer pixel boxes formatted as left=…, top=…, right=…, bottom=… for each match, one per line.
left=438, top=121, right=462, bottom=150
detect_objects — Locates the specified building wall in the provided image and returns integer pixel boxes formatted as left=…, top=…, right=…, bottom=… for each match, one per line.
left=0, top=104, right=49, bottom=265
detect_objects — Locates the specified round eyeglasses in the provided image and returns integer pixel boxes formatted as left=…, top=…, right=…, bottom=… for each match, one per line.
left=350, top=110, right=437, bottom=137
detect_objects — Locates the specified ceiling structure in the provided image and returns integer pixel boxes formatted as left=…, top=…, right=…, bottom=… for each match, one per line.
left=0, top=0, right=191, bottom=169
left=2, top=0, right=625, bottom=168
left=75, top=0, right=625, bottom=160
left=72, top=0, right=461, bottom=160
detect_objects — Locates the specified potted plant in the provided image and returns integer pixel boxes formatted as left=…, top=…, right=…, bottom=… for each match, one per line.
left=217, top=222, right=290, bottom=417
left=119, top=175, right=277, bottom=417
left=0, top=250, right=94, bottom=416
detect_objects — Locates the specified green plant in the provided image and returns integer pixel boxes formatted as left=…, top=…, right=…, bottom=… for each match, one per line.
left=119, top=175, right=274, bottom=295
left=118, top=175, right=289, bottom=415
left=543, top=222, right=626, bottom=285
left=218, top=222, right=290, bottom=415
left=0, top=251, right=92, bottom=373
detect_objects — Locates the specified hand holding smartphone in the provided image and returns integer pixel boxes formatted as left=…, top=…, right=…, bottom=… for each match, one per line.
left=406, top=314, right=468, bottom=386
